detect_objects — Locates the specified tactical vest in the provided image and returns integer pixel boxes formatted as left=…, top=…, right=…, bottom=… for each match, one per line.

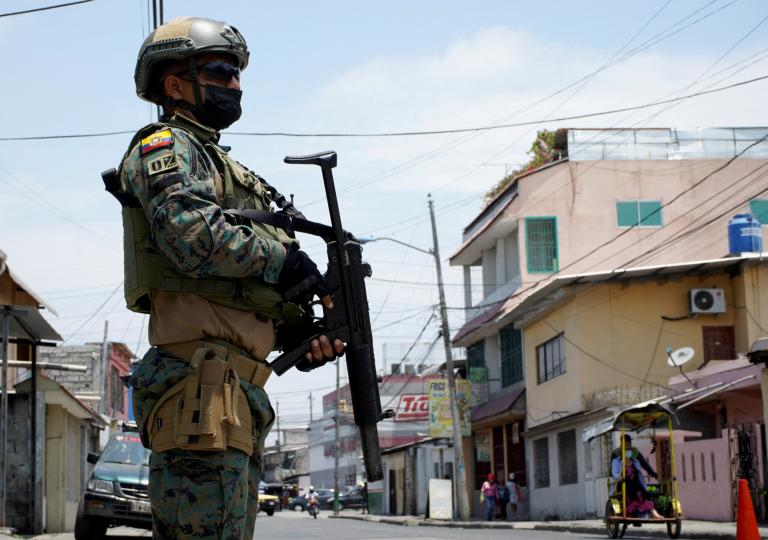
left=117, top=116, right=299, bottom=321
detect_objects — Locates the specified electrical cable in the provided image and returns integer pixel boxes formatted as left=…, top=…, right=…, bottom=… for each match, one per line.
left=604, top=163, right=768, bottom=269
left=453, top=136, right=768, bottom=345
left=646, top=10, right=768, bottom=122
left=0, top=58, right=758, bottom=147
left=0, top=0, right=93, bottom=18
left=0, top=164, right=118, bottom=248
left=372, top=306, right=436, bottom=332
left=222, top=76, right=766, bottom=138
left=543, top=320, right=672, bottom=391
left=380, top=331, right=442, bottom=411
left=61, top=282, right=123, bottom=344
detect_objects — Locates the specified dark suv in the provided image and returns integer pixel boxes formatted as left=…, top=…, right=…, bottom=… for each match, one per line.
left=75, top=424, right=152, bottom=539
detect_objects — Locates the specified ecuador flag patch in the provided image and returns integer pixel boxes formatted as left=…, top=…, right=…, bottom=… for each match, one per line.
left=140, top=129, right=173, bottom=155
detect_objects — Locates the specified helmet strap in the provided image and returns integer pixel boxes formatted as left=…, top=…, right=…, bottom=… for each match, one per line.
left=187, top=57, right=205, bottom=109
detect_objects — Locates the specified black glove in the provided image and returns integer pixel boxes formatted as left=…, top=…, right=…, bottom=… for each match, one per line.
left=278, top=247, right=329, bottom=303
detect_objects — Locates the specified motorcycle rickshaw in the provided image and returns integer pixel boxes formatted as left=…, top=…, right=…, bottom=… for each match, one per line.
left=584, top=401, right=683, bottom=539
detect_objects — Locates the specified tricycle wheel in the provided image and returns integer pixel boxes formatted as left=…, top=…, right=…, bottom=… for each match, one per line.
left=605, top=501, right=621, bottom=539
left=619, top=522, right=628, bottom=538
left=667, top=518, right=681, bottom=539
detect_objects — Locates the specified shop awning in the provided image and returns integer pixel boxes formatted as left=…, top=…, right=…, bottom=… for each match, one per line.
left=471, top=387, right=525, bottom=423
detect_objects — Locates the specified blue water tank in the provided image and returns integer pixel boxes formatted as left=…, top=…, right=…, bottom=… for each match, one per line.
left=728, top=214, right=763, bottom=254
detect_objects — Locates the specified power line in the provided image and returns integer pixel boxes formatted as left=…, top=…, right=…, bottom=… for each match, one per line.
left=543, top=320, right=672, bottom=391
left=224, top=76, right=768, bottom=138
left=588, top=162, right=768, bottom=272
left=1, top=75, right=764, bottom=144
left=0, top=0, right=94, bottom=18
left=455, top=134, right=768, bottom=342
left=61, top=282, right=123, bottom=344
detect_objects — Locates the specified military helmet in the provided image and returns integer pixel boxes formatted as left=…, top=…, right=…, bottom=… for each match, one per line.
left=135, top=16, right=249, bottom=103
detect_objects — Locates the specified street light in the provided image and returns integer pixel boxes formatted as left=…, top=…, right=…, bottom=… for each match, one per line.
left=359, top=194, right=471, bottom=521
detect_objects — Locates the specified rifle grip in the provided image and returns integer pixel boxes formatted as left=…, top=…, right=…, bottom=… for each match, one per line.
left=269, top=327, right=349, bottom=375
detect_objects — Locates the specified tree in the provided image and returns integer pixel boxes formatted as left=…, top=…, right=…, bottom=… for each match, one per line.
left=483, top=129, right=558, bottom=205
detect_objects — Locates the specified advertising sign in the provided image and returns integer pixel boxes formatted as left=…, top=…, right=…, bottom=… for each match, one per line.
left=469, top=367, right=488, bottom=406
left=428, top=379, right=470, bottom=437
left=394, top=394, right=429, bottom=421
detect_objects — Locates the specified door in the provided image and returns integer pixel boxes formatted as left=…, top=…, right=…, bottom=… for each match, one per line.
left=388, top=469, right=396, bottom=515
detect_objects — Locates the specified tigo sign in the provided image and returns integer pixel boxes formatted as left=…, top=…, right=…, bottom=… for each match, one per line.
left=395, top=394, right=429, bottom=421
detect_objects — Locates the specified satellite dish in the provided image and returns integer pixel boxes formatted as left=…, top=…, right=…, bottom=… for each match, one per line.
left=667, top=346, right=695, bottom=368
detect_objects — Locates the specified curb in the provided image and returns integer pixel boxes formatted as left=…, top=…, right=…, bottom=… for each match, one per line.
left=330, top=514, right=520, bottom=529
left=532, top=523, right=736, bottom=539
left=331, top=514, right=745, bottom=538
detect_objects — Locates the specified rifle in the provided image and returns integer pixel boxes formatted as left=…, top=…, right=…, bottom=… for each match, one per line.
left=230, top=151, right=392, bottom=482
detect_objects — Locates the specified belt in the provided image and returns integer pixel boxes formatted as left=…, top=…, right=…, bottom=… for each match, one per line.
left=161, top=339, right=272, bottom=388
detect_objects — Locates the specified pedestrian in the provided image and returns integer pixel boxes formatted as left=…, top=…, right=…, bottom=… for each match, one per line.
left=506, top=472, right=520, bottom=518
left=495, top=476, right=508, bottom=519
left=120, top=16, right=343, bottom=539
left=480, top=473, right=498, bottom=521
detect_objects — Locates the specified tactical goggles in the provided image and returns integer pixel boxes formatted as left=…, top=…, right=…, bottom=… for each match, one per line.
left=175, top=61, right=241, bottom=84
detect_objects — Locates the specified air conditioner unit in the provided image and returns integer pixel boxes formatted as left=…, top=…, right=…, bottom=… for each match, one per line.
left=689, top=288, right=726, bottom=315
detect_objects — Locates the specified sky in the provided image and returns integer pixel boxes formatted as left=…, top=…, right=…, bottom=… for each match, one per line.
left=1, top=0, right=768, bottom=440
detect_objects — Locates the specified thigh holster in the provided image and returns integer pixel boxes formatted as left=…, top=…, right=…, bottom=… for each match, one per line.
left=146, top=345, right=261, bottom=455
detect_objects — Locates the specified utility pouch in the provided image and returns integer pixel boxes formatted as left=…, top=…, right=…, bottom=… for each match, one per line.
left=146, top=347, right=253, bottom=455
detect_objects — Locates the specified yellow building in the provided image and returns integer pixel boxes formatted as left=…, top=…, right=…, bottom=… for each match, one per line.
left=510, top=254, right=768, bottom=519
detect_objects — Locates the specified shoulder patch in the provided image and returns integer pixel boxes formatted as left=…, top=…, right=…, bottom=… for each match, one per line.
left=140, top=129, right=174, bottom=155
left=146, top=151, right=179, bottom=176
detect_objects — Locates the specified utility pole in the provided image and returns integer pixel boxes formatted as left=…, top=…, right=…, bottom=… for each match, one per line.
left=428, top=194, right=470, bottom=520
left=99, top=321, right=109, bottom=416
left=0, top=307, right=9, bottom=527
left=275, top=401, right=281, bottom=452
left=333, top=357, right=341, bottom=515
left=308, top=392, right=313, bottom=423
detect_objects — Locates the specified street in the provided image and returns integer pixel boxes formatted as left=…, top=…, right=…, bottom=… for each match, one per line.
left=27, top=510, right=675, bottom=540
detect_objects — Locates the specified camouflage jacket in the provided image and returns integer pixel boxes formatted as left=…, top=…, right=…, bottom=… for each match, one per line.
left=120, top=114, right=287, bottom=284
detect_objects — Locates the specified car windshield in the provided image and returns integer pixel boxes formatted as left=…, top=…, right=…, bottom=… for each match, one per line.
left=101, top=433, right=150, bottom=465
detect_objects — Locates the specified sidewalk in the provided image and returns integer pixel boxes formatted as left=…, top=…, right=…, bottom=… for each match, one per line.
left=331, top=513, right=768, bottom=538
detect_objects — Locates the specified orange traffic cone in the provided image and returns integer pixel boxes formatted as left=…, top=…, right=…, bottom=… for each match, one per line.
left=737, top=478, right=760, bottom=540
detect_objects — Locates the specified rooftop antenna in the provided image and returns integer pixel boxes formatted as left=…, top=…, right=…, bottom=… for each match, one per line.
left=666, top=346, right=696, bottom=388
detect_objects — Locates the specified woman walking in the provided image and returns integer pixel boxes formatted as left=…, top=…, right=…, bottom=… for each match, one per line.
left=481, top=473, right=498, bottom=521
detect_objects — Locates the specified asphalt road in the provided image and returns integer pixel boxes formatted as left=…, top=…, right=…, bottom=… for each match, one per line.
left=55, top=510, right=659, bottom=540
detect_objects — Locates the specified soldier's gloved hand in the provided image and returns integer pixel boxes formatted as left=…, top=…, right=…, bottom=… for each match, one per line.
left=297, top=334, right=346, bottom=371
left=278, top=247, right=329, bottom=303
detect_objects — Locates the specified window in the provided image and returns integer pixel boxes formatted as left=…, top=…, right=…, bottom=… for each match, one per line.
left=558, top=430, right=578, bottom=485
left=537, top=333, right=566, bottom=384
left=616, top=200, right=662, bottom=227
left=467, top=341, right=485, bottom=370
left=526, top=217, right=558, bottom=273
left=750, top=199, right=768, bottom=224
left=500, top=325, right=523, bottom=386
left=702, top=326, right=736, bottom=363
left=533, top=437, right=550, bottom=488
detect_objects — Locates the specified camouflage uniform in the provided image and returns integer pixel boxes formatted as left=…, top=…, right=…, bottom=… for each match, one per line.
left=124, top=114, right=281, bottom=539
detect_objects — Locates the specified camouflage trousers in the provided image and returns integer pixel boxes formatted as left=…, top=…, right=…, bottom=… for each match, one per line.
left=131, top=347, right=275, bottom=540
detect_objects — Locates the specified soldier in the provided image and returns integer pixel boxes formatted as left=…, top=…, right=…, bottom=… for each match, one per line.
left=119, top=16, right=343, bottom=539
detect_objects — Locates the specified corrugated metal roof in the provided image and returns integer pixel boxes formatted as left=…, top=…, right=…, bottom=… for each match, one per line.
left=3, top=306, right=62, bottom=342
left=512, top=253, right=766, bottom=322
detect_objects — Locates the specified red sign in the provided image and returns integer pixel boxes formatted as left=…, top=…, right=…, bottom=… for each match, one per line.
left=394, top=394, right=429, bottom=422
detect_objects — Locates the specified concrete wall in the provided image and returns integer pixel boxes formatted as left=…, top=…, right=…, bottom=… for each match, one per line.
left=508, top=159, right=768, bottom=286
left=40, top=343, right=132, bottom=420
left=675, top=433, right=733, bottom=521
left=6, top=393, right=34, bottom=532
left=526, top=422, right=588, bottom=520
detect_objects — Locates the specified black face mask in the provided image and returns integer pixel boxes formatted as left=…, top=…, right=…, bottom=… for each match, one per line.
left=192, top=85, right=243, bottom=131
